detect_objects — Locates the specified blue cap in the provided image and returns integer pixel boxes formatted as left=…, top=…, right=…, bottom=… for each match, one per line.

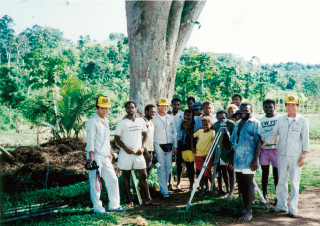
left=192, top=102, right=202, bottom=110
left=232, top=110, right=241, bottom=117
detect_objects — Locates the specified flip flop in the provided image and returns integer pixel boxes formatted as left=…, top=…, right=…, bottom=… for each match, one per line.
left=145, top=200, right=161, bottom=206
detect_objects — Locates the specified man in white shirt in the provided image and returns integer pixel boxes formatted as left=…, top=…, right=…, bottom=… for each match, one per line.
left=143, top=104, right=156, bottom=173
left=168, top=97, right=184, bottom=190
left=262, top=96, right=309, bottom=218
left=258, top=99, right=279, bottom=202
left=115, top=101, right=160, bottom=207
left=153, top=98, right=178, bottom=198
left=85, top=96, right=125, bottom=214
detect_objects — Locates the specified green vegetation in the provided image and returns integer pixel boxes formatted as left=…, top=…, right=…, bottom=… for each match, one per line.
left=2, top=148, right=319, bottom=225
left=1, top=15, right=320, bottom=139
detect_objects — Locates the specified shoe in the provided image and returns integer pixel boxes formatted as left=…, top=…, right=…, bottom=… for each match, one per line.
left=289, top=213, right=299, bottom=218
left=109, top=207, right=126, bottom=213
left=168, top=184, right=173, bottom=191
left=270, top=208, right=287, bottom=213
left=163, top=193, right=169, bottom=198
left=176, top=184, right=181, bottom=190
left=93, top=209, right=108, bottom=214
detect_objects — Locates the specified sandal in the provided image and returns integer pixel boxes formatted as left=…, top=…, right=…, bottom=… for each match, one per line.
left=145, top=200, right=161, bottom=206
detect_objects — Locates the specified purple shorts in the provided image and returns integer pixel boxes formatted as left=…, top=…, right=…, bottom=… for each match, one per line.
left=259, top=148, right=278, bottom=167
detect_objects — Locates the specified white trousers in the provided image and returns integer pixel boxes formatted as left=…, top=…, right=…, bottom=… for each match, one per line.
left=154, top=143, right=173, bottom=196
left=89, top=153, right=121, bottom=211
left=276, top=155, right=302, bottom=215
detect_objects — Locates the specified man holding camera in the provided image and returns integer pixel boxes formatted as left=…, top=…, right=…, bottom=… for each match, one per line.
left=85, top=96, right=125, bottom=214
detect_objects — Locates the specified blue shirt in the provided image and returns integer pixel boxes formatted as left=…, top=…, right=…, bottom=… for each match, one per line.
left=230, top=118, right=261, bottom=169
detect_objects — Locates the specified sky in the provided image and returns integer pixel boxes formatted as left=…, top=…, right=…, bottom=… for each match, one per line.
left=1, top=0, right=320, bottom=64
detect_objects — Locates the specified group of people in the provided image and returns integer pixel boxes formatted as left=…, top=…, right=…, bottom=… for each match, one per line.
left=84, top=93, right=309, bottom=221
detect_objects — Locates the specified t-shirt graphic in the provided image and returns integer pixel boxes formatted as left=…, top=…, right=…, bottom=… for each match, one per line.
left=259, top=115, right=278, bottom=148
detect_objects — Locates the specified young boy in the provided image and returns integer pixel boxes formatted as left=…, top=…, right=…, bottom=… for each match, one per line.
left=213, top=110, right=236, bottom=200
left=177, top=109, right=195, bottom=191
left=193, top=116, right=215, bottom=195
left=259, top=99, right=278, bottom=202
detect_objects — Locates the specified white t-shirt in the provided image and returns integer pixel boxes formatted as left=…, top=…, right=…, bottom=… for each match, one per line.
left=259, top=115, right=278, bottom=149
left=172, top=110, right=184, bottom=141
left=115, top=117, right=147, bottom=153
left=145, top=119, right=154, bottom=152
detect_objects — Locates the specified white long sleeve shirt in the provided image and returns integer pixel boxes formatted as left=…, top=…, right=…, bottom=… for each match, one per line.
left=265, top=114, right=309, bottom=157
left=152, top=113, right=178, bottom=148
left=171, top=110, right=184, bottom=141
left=85, top=113, right=111, bottom=157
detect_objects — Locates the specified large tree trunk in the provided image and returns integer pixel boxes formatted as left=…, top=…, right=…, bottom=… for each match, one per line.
left=126, top=0, right=206, bottom=113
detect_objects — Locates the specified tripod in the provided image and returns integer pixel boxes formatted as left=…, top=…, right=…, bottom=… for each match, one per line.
left=186, top=120, right=269, bottom=210
left=186, top=120, right=228, bottom=210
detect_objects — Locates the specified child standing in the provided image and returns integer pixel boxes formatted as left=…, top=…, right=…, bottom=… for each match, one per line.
left=178, top=110, right=195, bottom=191
left=193, top=116, right=215, bottom=195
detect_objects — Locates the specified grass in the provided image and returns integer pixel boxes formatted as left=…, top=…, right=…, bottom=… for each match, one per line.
left=1, top=121, right=320, bottom=225
left=2, top=153, right=320, bottom=225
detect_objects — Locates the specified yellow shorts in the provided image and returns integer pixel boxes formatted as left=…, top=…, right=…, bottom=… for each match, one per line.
left=182, top=150, right=194, bottom=162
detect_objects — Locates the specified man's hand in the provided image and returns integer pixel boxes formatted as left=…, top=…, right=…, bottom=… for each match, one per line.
left=249, top=159, right=258, bottom=171
left=173, top=148, right=177, bottom=155
left=124, top=147, right=134, bottom=154
left=109, top=154, right=113, bottom=162
left=88, top=151, right=94, bottom=168
left=298, top=157, right=305, bottom=167
left=228, top=162, right=234, bottom=171
left=135, top=147, right=144, bottom=156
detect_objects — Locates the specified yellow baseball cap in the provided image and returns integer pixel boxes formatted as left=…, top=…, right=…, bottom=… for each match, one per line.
left=285, top=95, right=299, bottom=104
left=97, top=96, right=111, bottom=108
left=157, top=98, right=169, bottom=106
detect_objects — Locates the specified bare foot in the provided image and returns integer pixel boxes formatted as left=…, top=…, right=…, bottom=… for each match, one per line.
left=145, top=200, right=161, bottom=206
left=239, top=212, right=252, bottom=221
left=226, top=193, right=233, bottom=200
left=127, top=202, right=134, bottom=208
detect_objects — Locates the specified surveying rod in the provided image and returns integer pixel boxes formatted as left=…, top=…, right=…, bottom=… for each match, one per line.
left=131, top=170, right=143, bottom=205
left=253, top=179, right=269, bottom=209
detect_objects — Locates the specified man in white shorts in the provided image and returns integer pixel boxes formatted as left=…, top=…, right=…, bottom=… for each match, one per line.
left=85, top=96, right=125, bottom=214
left=115, top=101, right=160, bottom=207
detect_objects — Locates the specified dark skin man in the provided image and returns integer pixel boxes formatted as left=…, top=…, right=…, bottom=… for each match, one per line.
left=115, top=103, right=160, bottom=207
left=260, top=102, right=278, bottom=202
left=230, top=104, right=261, bottom=221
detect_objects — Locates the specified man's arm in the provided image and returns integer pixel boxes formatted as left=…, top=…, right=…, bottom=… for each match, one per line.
left=136, top=131, right=147, bottom=156
left=250, top=137, right=262, bottom=171
left=298, top=118, right=310, bottom=167
left=85, top=120, right=96, bottom=167
left=114, top=135, right=134, bottom=154
left=250, top=122, right=262, bottom=171
left=171, top=117, right=178, bottom=154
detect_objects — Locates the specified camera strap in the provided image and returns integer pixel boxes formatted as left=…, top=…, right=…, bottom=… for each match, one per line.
left=95, top=170, right=102, bottom=191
